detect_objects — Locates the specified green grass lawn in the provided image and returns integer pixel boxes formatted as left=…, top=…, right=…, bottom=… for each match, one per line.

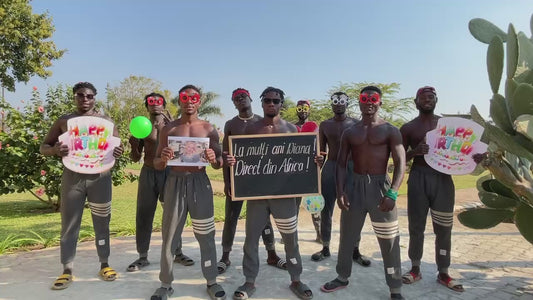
left=0, top=166, right=484, bottom=255
left=0, top=169, right=228, bottom=255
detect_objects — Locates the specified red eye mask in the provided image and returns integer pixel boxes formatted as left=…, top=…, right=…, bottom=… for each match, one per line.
left=146, top=96, right=164, bottom=106
left=179, top=92, right=201, bottom=103
left=359, top=93, right=380, bottom=104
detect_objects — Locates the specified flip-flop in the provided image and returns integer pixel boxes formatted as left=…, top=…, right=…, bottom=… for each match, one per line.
left=51, top=274, right=73, bottom=290
left=290, top=282, right=313, bottom=300
left=174, top=253, right=195, bottom=266
left=207, top=283, right=226, bottom=300
left=151, top=287, right=174, bottom=300
left=437, top=276, right=464, bottom=292
left=321, top=278, right=349, bottom=293
left=267, top=258, right=287, bottom=270
left=127, top=258, right=150, bottom=272
left=233, top=283, right=256, bottom=300
left=218, top=261, right=230, bottom=274
left=98, top=267, right=118, bottom=281
left=402, top=271, right=422, bottom=284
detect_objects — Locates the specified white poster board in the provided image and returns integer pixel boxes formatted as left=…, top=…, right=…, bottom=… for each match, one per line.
left=58, top=116, right=121, bottom=174
left=167, top=136, right=209, bottom=166
left=425, top=117, right=488, bottom=175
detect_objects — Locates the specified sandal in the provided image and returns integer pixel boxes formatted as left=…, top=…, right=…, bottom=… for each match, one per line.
left=151, top=287, right=174, bottom=300
left=437, top=276, right=464, bottom=292
left=127, top=258, right=150, bottom=272
left=218, top=260, right=230, bottom=274
left=354, top=255, right=371, bottom=267
left=174, top=253, right=195, bottom=266
left=207, top=283, right=226, bottom=300
left=233, top=283, right=256, bottom=300
left=402, top=271, right=422, bottom=284
left=51, top=273, right=73, bottom=290
left=321, top=278, right=349, bottom=293
left=267, top=258, right=287, bottom=270
left=290, top=282, right=313, bottom=299
left=311, top=248, right=330, bottom=262
left=98, top=266, right=118, bottom=281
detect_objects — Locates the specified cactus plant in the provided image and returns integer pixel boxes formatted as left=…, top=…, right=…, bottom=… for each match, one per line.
left=458, top=15, right=533, bottom=244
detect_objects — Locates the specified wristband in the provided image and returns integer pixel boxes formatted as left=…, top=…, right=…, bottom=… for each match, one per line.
left=385, top=189, right=398, bottom=201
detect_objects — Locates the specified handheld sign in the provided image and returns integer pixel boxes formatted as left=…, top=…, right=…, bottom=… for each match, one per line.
left=229, top=132, right=321, bottom=200
left=425, top=117, right=488, bottom=175
left=167, top=136, right=209, bottom=167
left=58, top=116, right=121, bottom=174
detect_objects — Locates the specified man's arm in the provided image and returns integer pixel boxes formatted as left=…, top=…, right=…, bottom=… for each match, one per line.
left=206, top=126, right=223, bottom=169
left=40, top=119, right=68, bottom=157
left=222, top=121, right=232, bottom=195
left=389, top=128, right=406, bottom=191
left=153, top=127, right=171, bottom=170
left=129, top=137, right=143, bottom=162
left=335, top=128, right=351, bottom=210
left=318, top=122, right=327, bottom=153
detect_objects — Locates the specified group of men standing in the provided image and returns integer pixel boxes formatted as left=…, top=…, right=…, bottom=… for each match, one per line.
left=41, top=82, right=464, bottom=300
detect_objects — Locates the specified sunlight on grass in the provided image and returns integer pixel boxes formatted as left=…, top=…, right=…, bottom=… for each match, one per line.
left=0, top=167, right=482, bottom=254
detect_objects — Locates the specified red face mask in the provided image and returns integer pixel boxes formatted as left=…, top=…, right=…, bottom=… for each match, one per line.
left=179, top=92, right=201, bottom=104
left=146, top=96, right=164, bottom=106
left=359, top=93, right=380, bottom=104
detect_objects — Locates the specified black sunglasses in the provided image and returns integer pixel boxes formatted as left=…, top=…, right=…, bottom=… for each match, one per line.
left=75, top=92, right=95, bottom=100
left=262, top=98, right=282, bottom=105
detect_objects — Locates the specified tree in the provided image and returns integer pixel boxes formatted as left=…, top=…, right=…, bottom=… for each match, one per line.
left=0, top=85, right=135, bottom=211
left=281, top=82, right=415, bottom=126
left=104, top=76, right=176, bottom=144
left=171, top=90, right=223, bottom=120
left=0, top=0, right=65, bottom=92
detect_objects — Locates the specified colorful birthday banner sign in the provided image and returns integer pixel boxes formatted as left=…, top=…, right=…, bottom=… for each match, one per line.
left=58, top=116, right=121, bottom=174
left=425, top=117, right=488, bottom=175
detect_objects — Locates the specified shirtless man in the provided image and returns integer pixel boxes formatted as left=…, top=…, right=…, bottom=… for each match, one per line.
left=294, top=99, right=321, bottom=242
left=150, top=85, right=225, bottom=300
left=127, top=93, right=194, bottom=272
left=218, top=88, right=286, bottom=275
left=321, top=86, right=405, bottom=300
left=226, top=87, right=317, bottom=300
left=399, top=86, right=464, bottom=292
left=40, top=81, right=124, bottom=290
left=311, top=92, right=370, bottom=267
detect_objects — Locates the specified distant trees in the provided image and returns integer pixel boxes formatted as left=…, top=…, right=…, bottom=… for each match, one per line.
left=282, top=82, right=415, bottom=127
left=0, top=0, right=65, bottom=92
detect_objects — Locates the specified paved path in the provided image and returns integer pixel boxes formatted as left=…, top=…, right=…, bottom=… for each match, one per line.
left=0, top=188, right=532, bottom=300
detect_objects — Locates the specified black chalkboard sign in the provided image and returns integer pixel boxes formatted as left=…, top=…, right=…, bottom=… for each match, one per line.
left=229, top=132, right=321, bottom=200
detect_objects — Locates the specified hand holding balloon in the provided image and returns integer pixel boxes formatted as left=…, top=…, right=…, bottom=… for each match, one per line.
left=129, top=116, right=152, bottom=139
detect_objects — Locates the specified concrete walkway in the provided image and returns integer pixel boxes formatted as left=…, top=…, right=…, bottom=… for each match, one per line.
left=0, top=189, right=532, bottom=300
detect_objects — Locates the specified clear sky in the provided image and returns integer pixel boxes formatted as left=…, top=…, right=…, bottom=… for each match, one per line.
left=4, top=0, right=532, bottom=129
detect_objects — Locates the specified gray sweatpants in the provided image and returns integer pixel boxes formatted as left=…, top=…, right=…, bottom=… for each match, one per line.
left=60, top=168, right=112, bottom=269
left=407, top=165, right=455, bottom=273
left=159, top=170, right=218, bottom=287
left=336, top=174, right=402, bottom=294
left=320, top=160, right=360, bottom=247
left=243, top=198, right=302, bottom=283
left=135, top=166, right=183, bottom=257
left=221, top=195, right=275, bottom=253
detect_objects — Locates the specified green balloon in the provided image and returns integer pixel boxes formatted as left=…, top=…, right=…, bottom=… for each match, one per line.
left=129, top=116, right=152, bottom=139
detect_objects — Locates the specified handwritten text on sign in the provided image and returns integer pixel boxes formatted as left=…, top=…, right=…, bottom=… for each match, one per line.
left=229, top=133, right=320, bottom=200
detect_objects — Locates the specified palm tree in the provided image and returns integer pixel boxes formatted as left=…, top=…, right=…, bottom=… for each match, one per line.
left=171, top=91, right=223, bottom=119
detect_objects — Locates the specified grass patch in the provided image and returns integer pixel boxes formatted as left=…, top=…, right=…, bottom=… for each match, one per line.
left=0, top=166, right=482, bottom=254
left=0, top=174, right=227, bottom=255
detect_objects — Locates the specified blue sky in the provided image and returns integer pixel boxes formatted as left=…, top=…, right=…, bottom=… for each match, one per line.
left=4, top=0, right=532, bottom=129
